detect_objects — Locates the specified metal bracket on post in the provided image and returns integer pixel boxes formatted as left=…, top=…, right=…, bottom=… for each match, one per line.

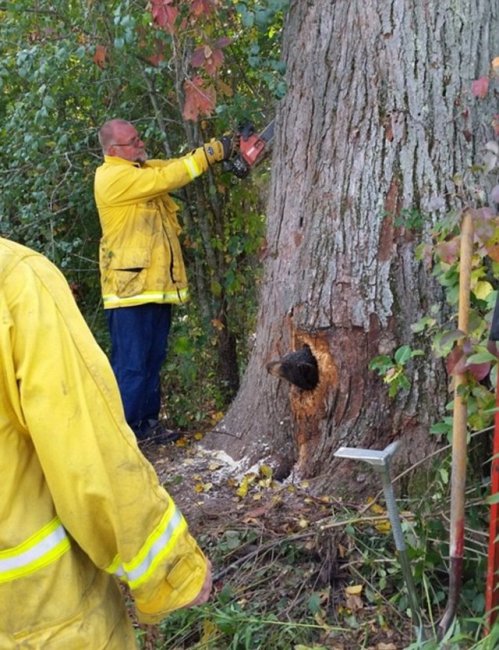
left=334, top=441, right=425, bottom=642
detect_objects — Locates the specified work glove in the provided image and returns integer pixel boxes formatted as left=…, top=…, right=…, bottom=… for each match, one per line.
left=219, top=133, right=239, bottom=161
left=203, top=133, right=239, bottom=165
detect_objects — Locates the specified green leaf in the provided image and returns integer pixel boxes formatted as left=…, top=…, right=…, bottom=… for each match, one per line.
left=466, top=350, right=498, bottom=364
left=394, top=345, right=412, bottom=364
left=439, top=467, right=449, bottom=484
left=369, top=355, right=392, bottom=371
left=210, top=279, right=223, bottom=297
left=430, top=421, right=452, bottom=434
left=307, top=592, right=322, bottom=614
left=241, top=11, right=254, bottom=28
left=411, top=316, right=436, bottom=333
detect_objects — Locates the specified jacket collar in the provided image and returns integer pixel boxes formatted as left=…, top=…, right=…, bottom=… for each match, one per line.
left=103, top=155, right=142, bottom=168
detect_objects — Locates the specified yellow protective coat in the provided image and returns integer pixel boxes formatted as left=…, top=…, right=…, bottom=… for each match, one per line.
left=0, top=238, right=209, bottom=649
left=94, top=142, right=224, bottom=309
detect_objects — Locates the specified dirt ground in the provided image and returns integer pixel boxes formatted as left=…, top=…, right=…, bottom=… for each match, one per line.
left=136, top=432, right=414, bottom=650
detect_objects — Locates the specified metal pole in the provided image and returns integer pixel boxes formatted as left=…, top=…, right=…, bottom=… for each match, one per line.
left=378, top=465, right=424, bottom=637
left=334, top=442, right=425, bottom=641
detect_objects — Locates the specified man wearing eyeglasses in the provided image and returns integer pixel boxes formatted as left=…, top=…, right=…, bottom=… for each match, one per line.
left=94, top=119, right=235, bottom=444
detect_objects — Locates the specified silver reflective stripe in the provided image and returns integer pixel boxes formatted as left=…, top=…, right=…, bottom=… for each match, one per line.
left=114, top=508, right=183, bottom=588
left=183, top=156, right=202, bottom=180
left=0, top=519, right=70, bottom=583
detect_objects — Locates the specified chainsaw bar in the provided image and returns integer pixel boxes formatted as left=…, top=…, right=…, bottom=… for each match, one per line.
left=258, top=119, right=275, bottom=145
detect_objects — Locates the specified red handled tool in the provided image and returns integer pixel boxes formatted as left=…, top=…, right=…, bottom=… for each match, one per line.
left=486, top=371, right=499, bottom=629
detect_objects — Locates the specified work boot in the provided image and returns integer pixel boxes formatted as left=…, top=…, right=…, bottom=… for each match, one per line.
left=138, top=420, right=182, bottom=446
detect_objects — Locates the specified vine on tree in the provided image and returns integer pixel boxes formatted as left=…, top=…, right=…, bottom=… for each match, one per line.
left=371, top=56, right=499, bottom=439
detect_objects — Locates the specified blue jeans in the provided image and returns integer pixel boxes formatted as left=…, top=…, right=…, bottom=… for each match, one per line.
left=106, top=304, right=172, bottom=438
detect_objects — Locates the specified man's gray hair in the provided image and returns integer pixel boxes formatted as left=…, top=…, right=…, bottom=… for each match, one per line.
left=98, top=119, right=131, bottom=154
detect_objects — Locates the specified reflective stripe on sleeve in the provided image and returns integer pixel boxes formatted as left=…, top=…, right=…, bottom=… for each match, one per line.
left=107, top=505, right=186, bottom=590
left=182, top=155, right=202, bottom=180
left=0, top=517, right=70, bottom=584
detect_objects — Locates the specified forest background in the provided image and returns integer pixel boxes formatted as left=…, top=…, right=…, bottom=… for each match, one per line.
left=0, top=0, right=285, bottom=423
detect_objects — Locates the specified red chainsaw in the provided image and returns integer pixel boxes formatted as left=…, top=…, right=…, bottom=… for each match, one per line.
left=224, top=120, right=275, bottom=178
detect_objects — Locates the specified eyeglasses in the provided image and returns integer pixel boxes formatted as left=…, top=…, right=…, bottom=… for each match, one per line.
left=111, top=137, right=143, bottom=147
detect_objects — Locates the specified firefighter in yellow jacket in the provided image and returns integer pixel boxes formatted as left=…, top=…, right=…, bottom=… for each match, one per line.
left=0, top=237, right=211, bottom=649
left=94, top=119, right=235, bottom=442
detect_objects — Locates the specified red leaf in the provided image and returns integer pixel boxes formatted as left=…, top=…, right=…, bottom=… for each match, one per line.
left=447, top=343, right=491, bottom=380
left=485, top=244, right=499, bottom=262
left=462, top=339, right=473, bottom=356
left=93, top=44, right=107, bottom=69
left=183, top=76, right=216, bottom=121
left=146, top=39, right=166, bottom=67
left=435, top=237, right=460, bottom=264
left=471, top=76, right=489, bottom=99
left=191, top=45, right=225, bottom=76
left=446, top=347, right=465, bottom=375
left=190, top=0, right=216, bottom=17
left=466, top=361, right=491, bottom=381
left=473, top=209, right=496, bottom=245
left=215, top=37, right=232, bottom=49
left=205, top=49, right=224, bottom=76
left=147, top=53, right=165, bottom=66
left=191, top=47, right=207, bottom=68
left=151, top=0, right=178, bottom=31
left=418, top=243, right=434, bottom=270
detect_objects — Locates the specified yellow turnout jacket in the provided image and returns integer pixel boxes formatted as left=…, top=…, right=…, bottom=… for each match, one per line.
left=0, top=238, right=208, bottom=649
left=94, top=143, right=224, bottom=309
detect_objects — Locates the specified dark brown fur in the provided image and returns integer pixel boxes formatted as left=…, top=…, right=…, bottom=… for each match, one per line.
left=266, top=344, right=319, bottom=390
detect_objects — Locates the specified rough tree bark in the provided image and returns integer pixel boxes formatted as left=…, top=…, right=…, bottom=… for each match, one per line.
left=207, top=0, right=498, bottom=490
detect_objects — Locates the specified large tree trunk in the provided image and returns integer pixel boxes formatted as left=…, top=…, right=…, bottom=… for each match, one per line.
left=207, top=0, right=498, bottom=490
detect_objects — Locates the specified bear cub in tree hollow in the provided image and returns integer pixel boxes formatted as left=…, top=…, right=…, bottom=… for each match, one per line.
left=266, top=344, right=319, bottom=390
